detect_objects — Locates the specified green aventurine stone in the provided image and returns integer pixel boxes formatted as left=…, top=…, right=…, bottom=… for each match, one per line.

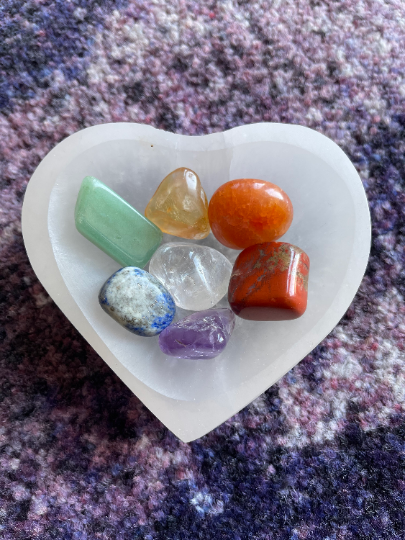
left=75, top=176, right=162, bottom=268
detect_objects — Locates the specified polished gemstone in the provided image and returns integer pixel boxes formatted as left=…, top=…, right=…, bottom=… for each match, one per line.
left=228, top=242, right=309, bottom=320
left=99, top=267, right=175, bottom=336
left=208, top=179, right=293, bottom=249
left=159, top=308, right=235, bottom=359
left=149, top=242, right=232, bottom=311
left=75, top=176, right=162, bottom=268
left=145, top=167, right=210, bottom=240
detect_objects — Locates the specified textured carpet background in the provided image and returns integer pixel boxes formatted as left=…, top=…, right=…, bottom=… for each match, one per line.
left=1, top=0, right=405, bottom=538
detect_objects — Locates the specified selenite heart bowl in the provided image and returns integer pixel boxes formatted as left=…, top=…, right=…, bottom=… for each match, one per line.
left=22, top=123, right=371, bottom=441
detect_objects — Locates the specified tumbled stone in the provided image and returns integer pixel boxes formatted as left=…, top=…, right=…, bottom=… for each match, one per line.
left=208, top=178, right=293, bottom=249
left=149, top=242, right=232, bottom=311
left=99, top=267, right=175, bottom=336
left=145, top=167, right=210, bottom=240
left=75, top=176, right=162, bottom=268
left=228, top=242, right=310, bottom=320
left=159, top=308, right=235, bottom=359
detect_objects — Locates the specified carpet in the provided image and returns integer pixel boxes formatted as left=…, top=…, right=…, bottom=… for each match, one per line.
left=1, top=0, right=405, bottom=538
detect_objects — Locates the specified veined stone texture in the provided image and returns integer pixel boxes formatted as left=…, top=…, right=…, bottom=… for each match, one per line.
left=98, top=267, right=175, bottom=336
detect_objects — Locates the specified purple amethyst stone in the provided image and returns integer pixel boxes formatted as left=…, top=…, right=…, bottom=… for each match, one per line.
left=158, top=308, right=236, bottom=359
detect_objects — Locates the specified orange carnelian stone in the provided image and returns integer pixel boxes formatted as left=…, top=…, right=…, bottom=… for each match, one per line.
left=228, top=242, right=310, bottom=321
left=208, top=179, right=293, bottom=249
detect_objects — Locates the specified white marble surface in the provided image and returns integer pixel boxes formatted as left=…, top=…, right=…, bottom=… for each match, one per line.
left=22, top=122, right=371, bottom=442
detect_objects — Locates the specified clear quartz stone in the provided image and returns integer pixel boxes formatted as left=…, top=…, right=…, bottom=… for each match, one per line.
left=149, top=242, right=233, bottom=311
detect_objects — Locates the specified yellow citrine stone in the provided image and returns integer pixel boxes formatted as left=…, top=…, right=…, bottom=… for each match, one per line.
left=145, top=167, right=211, bottom=240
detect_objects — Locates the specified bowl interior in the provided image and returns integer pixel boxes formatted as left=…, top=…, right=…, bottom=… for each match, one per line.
left=48, top=136, right=355, bottom=402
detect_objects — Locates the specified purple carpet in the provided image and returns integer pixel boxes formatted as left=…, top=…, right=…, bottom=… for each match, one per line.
left=1, top=0, right=405, bottom=538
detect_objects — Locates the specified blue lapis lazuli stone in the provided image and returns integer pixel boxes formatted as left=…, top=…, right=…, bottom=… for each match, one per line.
left=99, top=267, right=176, bottom=337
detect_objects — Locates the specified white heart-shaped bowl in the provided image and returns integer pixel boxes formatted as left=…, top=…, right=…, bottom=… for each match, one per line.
left=22, top=122, right=370, bottom=442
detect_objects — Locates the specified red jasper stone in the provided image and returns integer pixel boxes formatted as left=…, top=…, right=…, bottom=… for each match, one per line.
left=228, top=242, right=310, bottom=321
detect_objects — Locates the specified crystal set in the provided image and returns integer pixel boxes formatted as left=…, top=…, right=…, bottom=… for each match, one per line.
left=74, top=167, right=310, bottom=359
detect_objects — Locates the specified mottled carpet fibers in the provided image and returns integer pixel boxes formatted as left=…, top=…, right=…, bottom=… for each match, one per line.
left=1, top=0, right=405, bottom=538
